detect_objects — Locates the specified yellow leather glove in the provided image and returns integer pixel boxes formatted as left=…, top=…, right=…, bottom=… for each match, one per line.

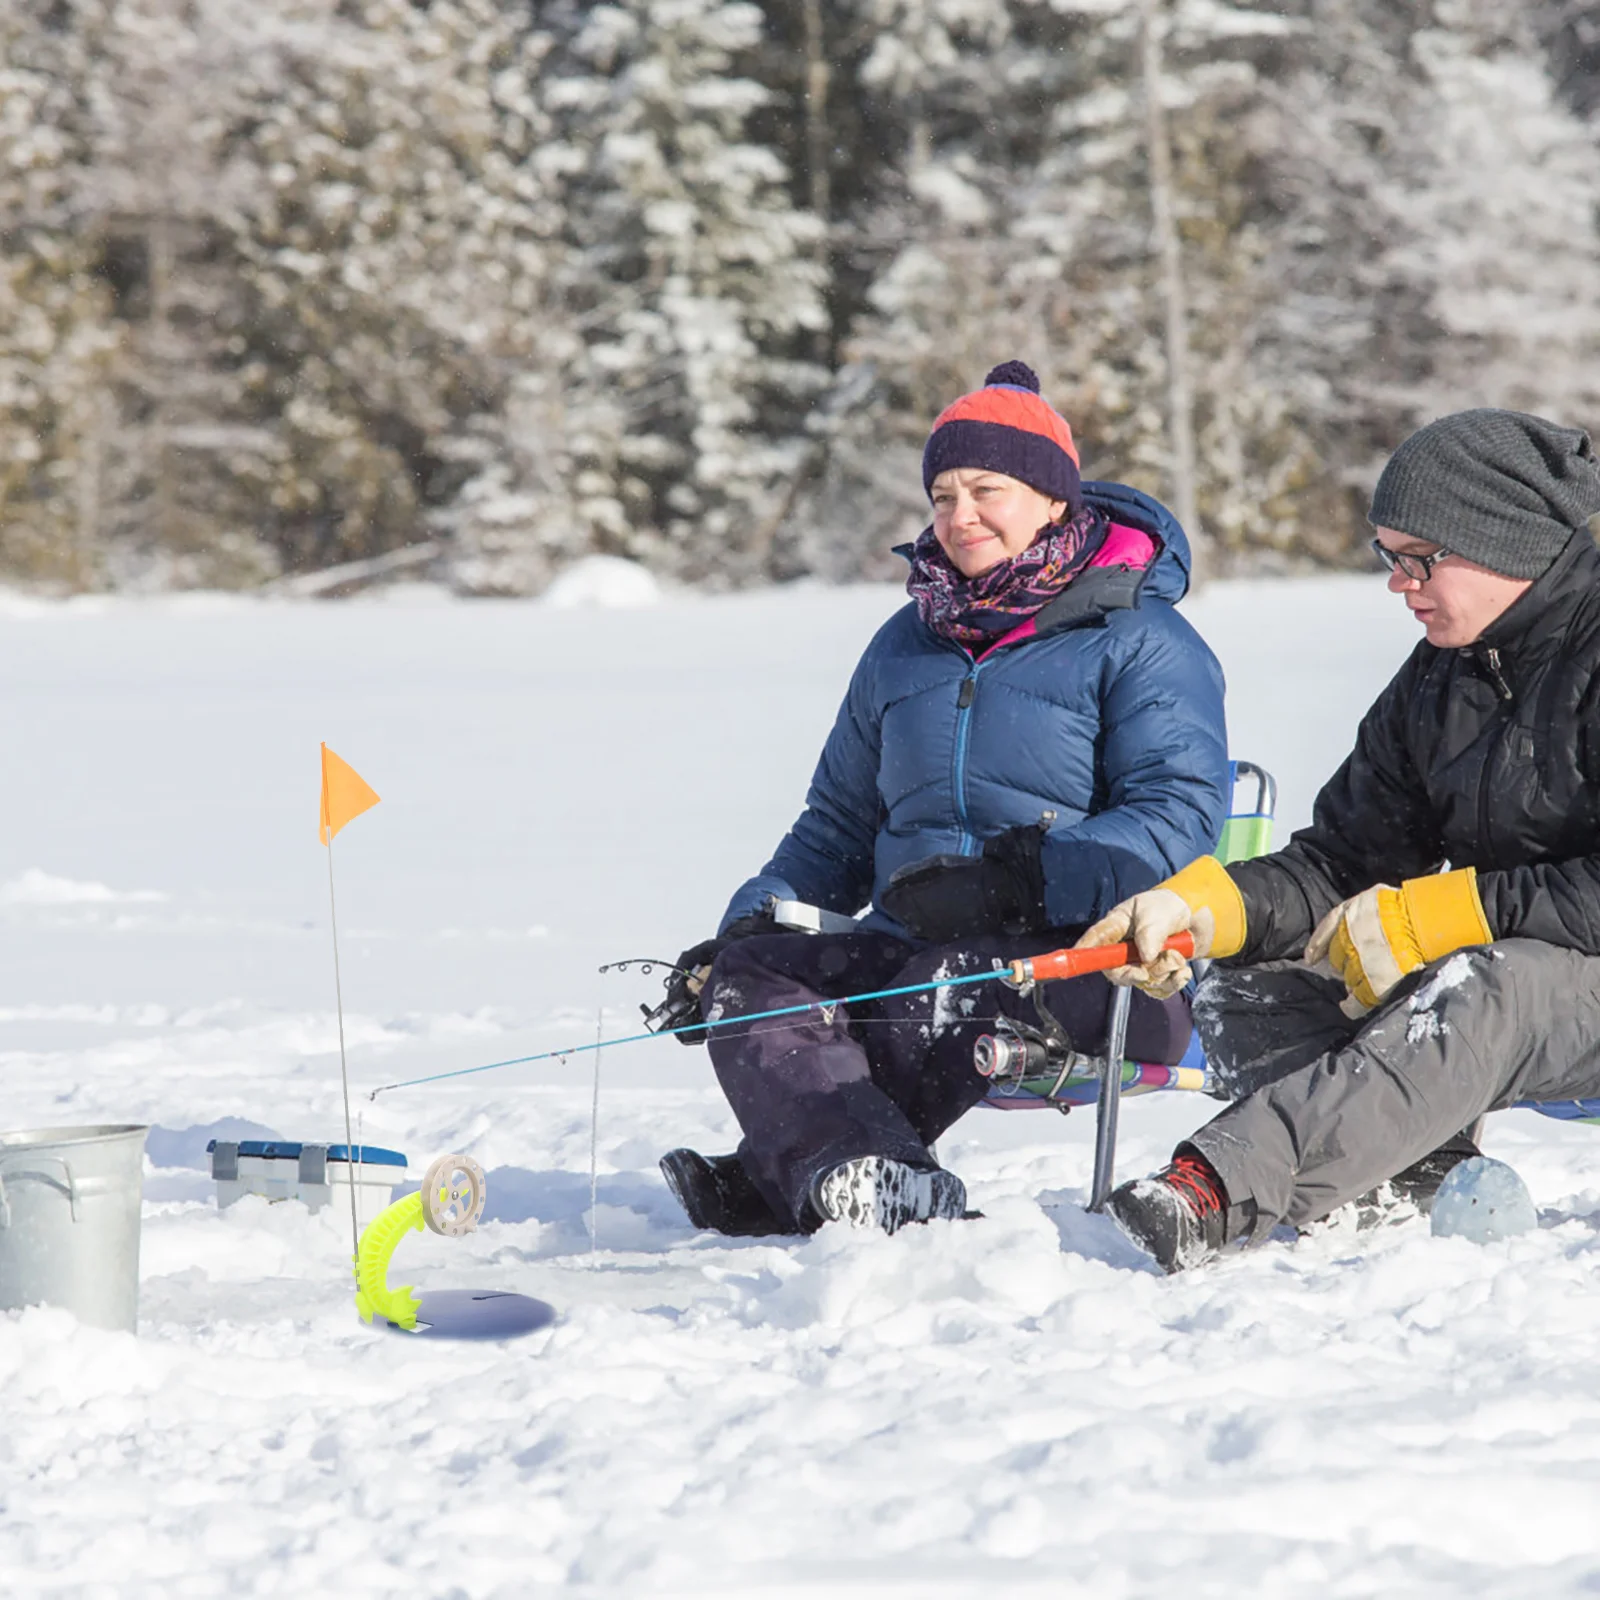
left=1304, top=867, right=1492, bottom=1015
left=1076, top=855, right=1248, bottom=999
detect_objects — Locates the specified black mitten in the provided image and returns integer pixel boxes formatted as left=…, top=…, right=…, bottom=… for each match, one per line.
left=653, top=908, right=780, bottom=1046
left=880, top=825, right=1048, bottom=943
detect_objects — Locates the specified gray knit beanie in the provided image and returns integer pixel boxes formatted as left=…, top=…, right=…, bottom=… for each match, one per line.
left=1369, top=409, right=1600, bottom=579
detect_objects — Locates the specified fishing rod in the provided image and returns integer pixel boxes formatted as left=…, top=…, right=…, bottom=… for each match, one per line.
left=366, top=933, right=1194, bottom=1100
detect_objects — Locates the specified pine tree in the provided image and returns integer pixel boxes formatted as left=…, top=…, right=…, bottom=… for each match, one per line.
left=1380, top=1, right=1600, bottom=425
left=76, top=0, right=284, bottom=587
left=1237, top=0, right=1600, bottom=562
left=220, top=0, right=564, bottom=581
left=0, top=0, right=119, bottom=587
left=1536, top=0, right=1600, bottom=118
left=539, top=0, right=827, bottom=585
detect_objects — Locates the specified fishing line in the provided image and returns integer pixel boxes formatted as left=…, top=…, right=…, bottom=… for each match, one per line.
left=587, top=1009, right=603, bottom=1258
left=367, top=965, right=1006, bottom=1100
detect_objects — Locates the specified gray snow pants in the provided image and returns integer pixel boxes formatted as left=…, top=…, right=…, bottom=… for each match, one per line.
left=1186, top=940, right=1600, bottom=1233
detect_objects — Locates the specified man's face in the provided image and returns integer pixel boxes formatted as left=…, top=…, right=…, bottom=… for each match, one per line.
left=1373, top=527, right=1534, bottom=648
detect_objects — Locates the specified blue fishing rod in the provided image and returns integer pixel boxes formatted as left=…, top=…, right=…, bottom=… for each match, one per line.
left=368, top=964, right=1002, bottom=1099
left=365, top=935, right=1187, bottom=1100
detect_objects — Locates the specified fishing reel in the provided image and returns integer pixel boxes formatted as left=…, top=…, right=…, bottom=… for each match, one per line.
left=972, top=989, right=1094, bottom=1108
left=973, top=1017, right=1062, bottom=1083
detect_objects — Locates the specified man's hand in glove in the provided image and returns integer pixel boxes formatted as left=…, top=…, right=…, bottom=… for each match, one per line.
left=655, top=908, right=780, bottom=1046
left=1304, top=867, right=1492, bottom=1016
left=1075, top=854, right=1248, bottom=998
left=880, top=824, right=1048, bottom=943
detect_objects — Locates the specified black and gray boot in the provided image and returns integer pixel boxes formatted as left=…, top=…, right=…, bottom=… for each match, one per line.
left=809, top=1156, right=967, bottom=1235
left=660, top=1149, right=795, bottom=1237
left=1311, top=1135, right=1484, bottom=1235
left=1106, top=1152, right=1250, bottom=1273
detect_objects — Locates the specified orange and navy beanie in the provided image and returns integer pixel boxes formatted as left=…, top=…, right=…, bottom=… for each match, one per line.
left=922, top=361, right=1082, bottom=509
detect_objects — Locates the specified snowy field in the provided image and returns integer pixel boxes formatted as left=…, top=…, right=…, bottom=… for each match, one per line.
left=4, top=569, right=1600, bottom=1598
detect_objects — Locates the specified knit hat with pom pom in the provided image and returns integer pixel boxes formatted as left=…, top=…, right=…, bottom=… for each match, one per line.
left=922, top=361, right=1082, bottom=509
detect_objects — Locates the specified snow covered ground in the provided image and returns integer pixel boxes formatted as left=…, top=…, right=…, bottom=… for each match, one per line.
left=4, top=570, right=1600, bottom=1598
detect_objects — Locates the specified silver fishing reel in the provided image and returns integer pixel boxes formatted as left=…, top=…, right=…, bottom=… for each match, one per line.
left=973, top=1014, right=1094, bottom=1107
left=973, top=1024, right=1056, bottom=1084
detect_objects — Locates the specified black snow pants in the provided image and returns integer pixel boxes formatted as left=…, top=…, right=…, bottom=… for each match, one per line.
left=1187, top=940, right=1600, bottom=1233
left=703, top=928, right=1193, bottom=1231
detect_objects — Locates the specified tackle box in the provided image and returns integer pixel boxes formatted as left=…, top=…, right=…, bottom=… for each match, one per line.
left=207, top=1139, right=408, bottom=1229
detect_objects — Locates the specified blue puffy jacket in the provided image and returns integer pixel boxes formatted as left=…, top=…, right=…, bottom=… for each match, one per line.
left=720, top=482, right=1230, bottom=936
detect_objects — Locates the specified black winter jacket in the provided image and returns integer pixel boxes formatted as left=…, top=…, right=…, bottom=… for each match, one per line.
left=1231, top=529, right=1600, bottom=963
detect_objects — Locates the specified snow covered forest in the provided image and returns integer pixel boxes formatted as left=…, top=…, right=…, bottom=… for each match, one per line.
left=5, top=0, right=1600, bottom=595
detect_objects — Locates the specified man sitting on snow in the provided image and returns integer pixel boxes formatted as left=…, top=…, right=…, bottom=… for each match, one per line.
left=1078, top=408, right=1600, bottom=1272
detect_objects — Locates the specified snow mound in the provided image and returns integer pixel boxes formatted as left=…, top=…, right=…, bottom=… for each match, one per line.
left=0, top=869, right=167, bottom=906
left=543, top=555, right=661, bottom=609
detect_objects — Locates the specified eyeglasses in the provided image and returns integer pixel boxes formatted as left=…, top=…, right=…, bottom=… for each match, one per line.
left=1371, top=538, right=1450, bottom=582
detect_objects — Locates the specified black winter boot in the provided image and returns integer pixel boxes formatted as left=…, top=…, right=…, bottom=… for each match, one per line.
left=1315, top=1135, right=1483, bottom=1234
left=1391, top=1137, right=1482, bottom=1211
left=659, top=1149, right=796, bottom=1236
left=1106, top=1152, right=1246, bottom=1273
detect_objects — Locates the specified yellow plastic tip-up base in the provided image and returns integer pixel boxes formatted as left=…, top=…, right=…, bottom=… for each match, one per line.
left=353, top=1153, right=488, bottom=1330
left=354, top=1191, right=425, bottom=1330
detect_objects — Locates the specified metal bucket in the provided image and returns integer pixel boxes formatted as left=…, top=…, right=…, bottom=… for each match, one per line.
left=0, top=1125, right=148, bottom=1332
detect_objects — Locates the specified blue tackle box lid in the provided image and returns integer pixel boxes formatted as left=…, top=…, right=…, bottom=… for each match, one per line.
left=205, top=1139, right=408, bottom=1167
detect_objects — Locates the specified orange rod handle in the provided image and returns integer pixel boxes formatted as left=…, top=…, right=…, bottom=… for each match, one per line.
left=1011, top=930, right=1196, bottom=985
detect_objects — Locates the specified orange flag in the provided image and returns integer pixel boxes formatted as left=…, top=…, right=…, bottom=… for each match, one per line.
left=319, top=743, right=381, bottom=845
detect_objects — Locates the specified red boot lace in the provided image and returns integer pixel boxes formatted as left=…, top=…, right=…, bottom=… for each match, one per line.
left=1165, top=1153, right=1226, bottom=1219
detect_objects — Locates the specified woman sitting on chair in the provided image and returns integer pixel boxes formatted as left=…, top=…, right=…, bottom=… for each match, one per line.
left=659, top=361, right=1230, bottom=1236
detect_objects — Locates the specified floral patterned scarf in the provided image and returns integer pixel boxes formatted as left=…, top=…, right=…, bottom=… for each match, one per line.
left=902, top=504, right=1108, bottom=648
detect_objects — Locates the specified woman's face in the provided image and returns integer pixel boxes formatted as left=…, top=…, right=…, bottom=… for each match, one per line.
left=930, top=468, right=1067, bottom=578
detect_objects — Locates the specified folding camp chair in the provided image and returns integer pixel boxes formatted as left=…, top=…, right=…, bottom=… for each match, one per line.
left=977, top=760, right=1277, bottom=1209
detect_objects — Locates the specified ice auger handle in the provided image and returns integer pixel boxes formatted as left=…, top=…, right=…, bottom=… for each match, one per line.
left=1006, top=930, right=1196, bottom=987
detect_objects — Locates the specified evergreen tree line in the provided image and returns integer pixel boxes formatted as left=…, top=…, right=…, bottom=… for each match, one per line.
left=4, top=0, right=1600, bottom=593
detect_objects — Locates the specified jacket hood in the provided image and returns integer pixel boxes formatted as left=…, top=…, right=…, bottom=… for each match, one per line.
left=1081, top=480, right=1193, bottom=603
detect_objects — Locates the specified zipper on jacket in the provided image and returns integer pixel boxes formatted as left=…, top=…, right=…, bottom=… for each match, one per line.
left=1473, top=645, right=1517, bottom=854
left=952, top=667, right=981, bottom=851
left=1484, top=647, right=1513, bottom=701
